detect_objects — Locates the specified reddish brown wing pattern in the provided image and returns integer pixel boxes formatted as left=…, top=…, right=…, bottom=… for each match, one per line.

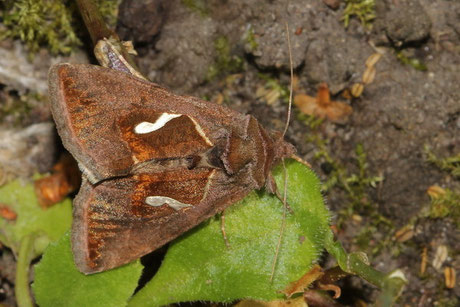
left=50, top=63, right=295, bottom=274
left=72, top=168, right=256, bottom=273
left=49, top=64, right=214, bottom=183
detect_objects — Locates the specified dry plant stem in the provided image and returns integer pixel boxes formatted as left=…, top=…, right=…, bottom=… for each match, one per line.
left=76, top=0, right=142, bottom=75
left=15, top=234, right=35, bottom=307
left=76, top=0, right=114, bottom=45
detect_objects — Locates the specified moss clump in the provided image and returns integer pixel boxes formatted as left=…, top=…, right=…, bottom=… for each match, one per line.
left=181, top=0, right=208, bottom=17
left=302, top=128, right=389, bottom=252
left=0, top=0, right=80, bottom=54
left=342, top=0, right=376, bottom=29
left=95, top=0, right=121, bottom=27
left=314, top=142, right=384, bottom=209
left=428, top=187, right=460, bottom=226
left=0, top=0, right=121, bottom=55
left=244, top=27, right=258, bottom=52
left=396, top=50, right=428, bottom=71
left=0, top=92, right=37, bottom=126
left=257, top=73, right=290, bottom=104
left=425, top=146, right=460, bottom=178
left=207, top=36, right=244, bottom=81
left=297, top=113, right=324, bottom=130
left=425, top=147, right=460, bottom=228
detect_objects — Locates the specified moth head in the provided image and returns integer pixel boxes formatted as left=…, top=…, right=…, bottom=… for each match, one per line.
left=269, top=130, right=296, bottom=162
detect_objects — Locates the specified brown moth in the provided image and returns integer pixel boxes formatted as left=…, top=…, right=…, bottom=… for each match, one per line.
left=49, top=63, right=296, bottom=274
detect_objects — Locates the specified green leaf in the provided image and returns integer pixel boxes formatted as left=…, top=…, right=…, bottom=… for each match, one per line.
left=31, top=160, right=330, bottom=306
left=33, top=232, right=143, bottom=307
left=129, top=159, right=330, bottom=306
left=0, top=177, right=72, bottom=255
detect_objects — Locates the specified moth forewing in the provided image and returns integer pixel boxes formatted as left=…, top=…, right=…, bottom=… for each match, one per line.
left=49, top=63, right=296, bottom=274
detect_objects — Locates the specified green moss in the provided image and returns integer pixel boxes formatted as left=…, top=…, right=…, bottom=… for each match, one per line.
left=95, top=0, right=121, bottom=27
left=257, top=73, right=290, bottom=104
left=0, top=0, right=121, bottom=56
left=181, top=0, right=208, bottom=17
left=207, top=36, right=244, bottom=81
left=424, top=146, right=460, bottom=228
left=354, top=223, right=393, bottom=254
left=342, top=0, right=376, bottom=29
left=297, top=113, right=324, bottom=130
left=396, top=51, right=428, bottom=71
left=428, top=188, right=460, bottom=226
left=313, top=141, right=384, bottom=209
left=301, top=128, right=390, bottom=253
left=425, top=146, right=460, bottom=178
left=245, top=27, right=258, bottom=52
left=0, top=92, right=41, bottom=126
left=0, top=0, right=80, bottom=54
left=435, top=297, right=460, bottom=307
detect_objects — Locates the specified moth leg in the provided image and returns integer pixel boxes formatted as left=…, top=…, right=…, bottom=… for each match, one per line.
left=267, top=173, right=294, bottom=214
left=220, top=210, right=231, bottom=249
left=291, top=154, right=312, bottom=168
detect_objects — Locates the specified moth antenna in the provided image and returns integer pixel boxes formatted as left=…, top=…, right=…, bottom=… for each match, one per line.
left=281, top=21, right=294, bottom=139
left=271, top=22, right=293, bottom=282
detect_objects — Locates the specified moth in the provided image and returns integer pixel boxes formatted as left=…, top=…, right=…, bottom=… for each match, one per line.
left=49, top=55, right=296, bottom=275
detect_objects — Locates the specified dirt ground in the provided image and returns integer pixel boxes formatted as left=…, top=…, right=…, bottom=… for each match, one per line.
left=0, top=0, right=459, bottom=306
